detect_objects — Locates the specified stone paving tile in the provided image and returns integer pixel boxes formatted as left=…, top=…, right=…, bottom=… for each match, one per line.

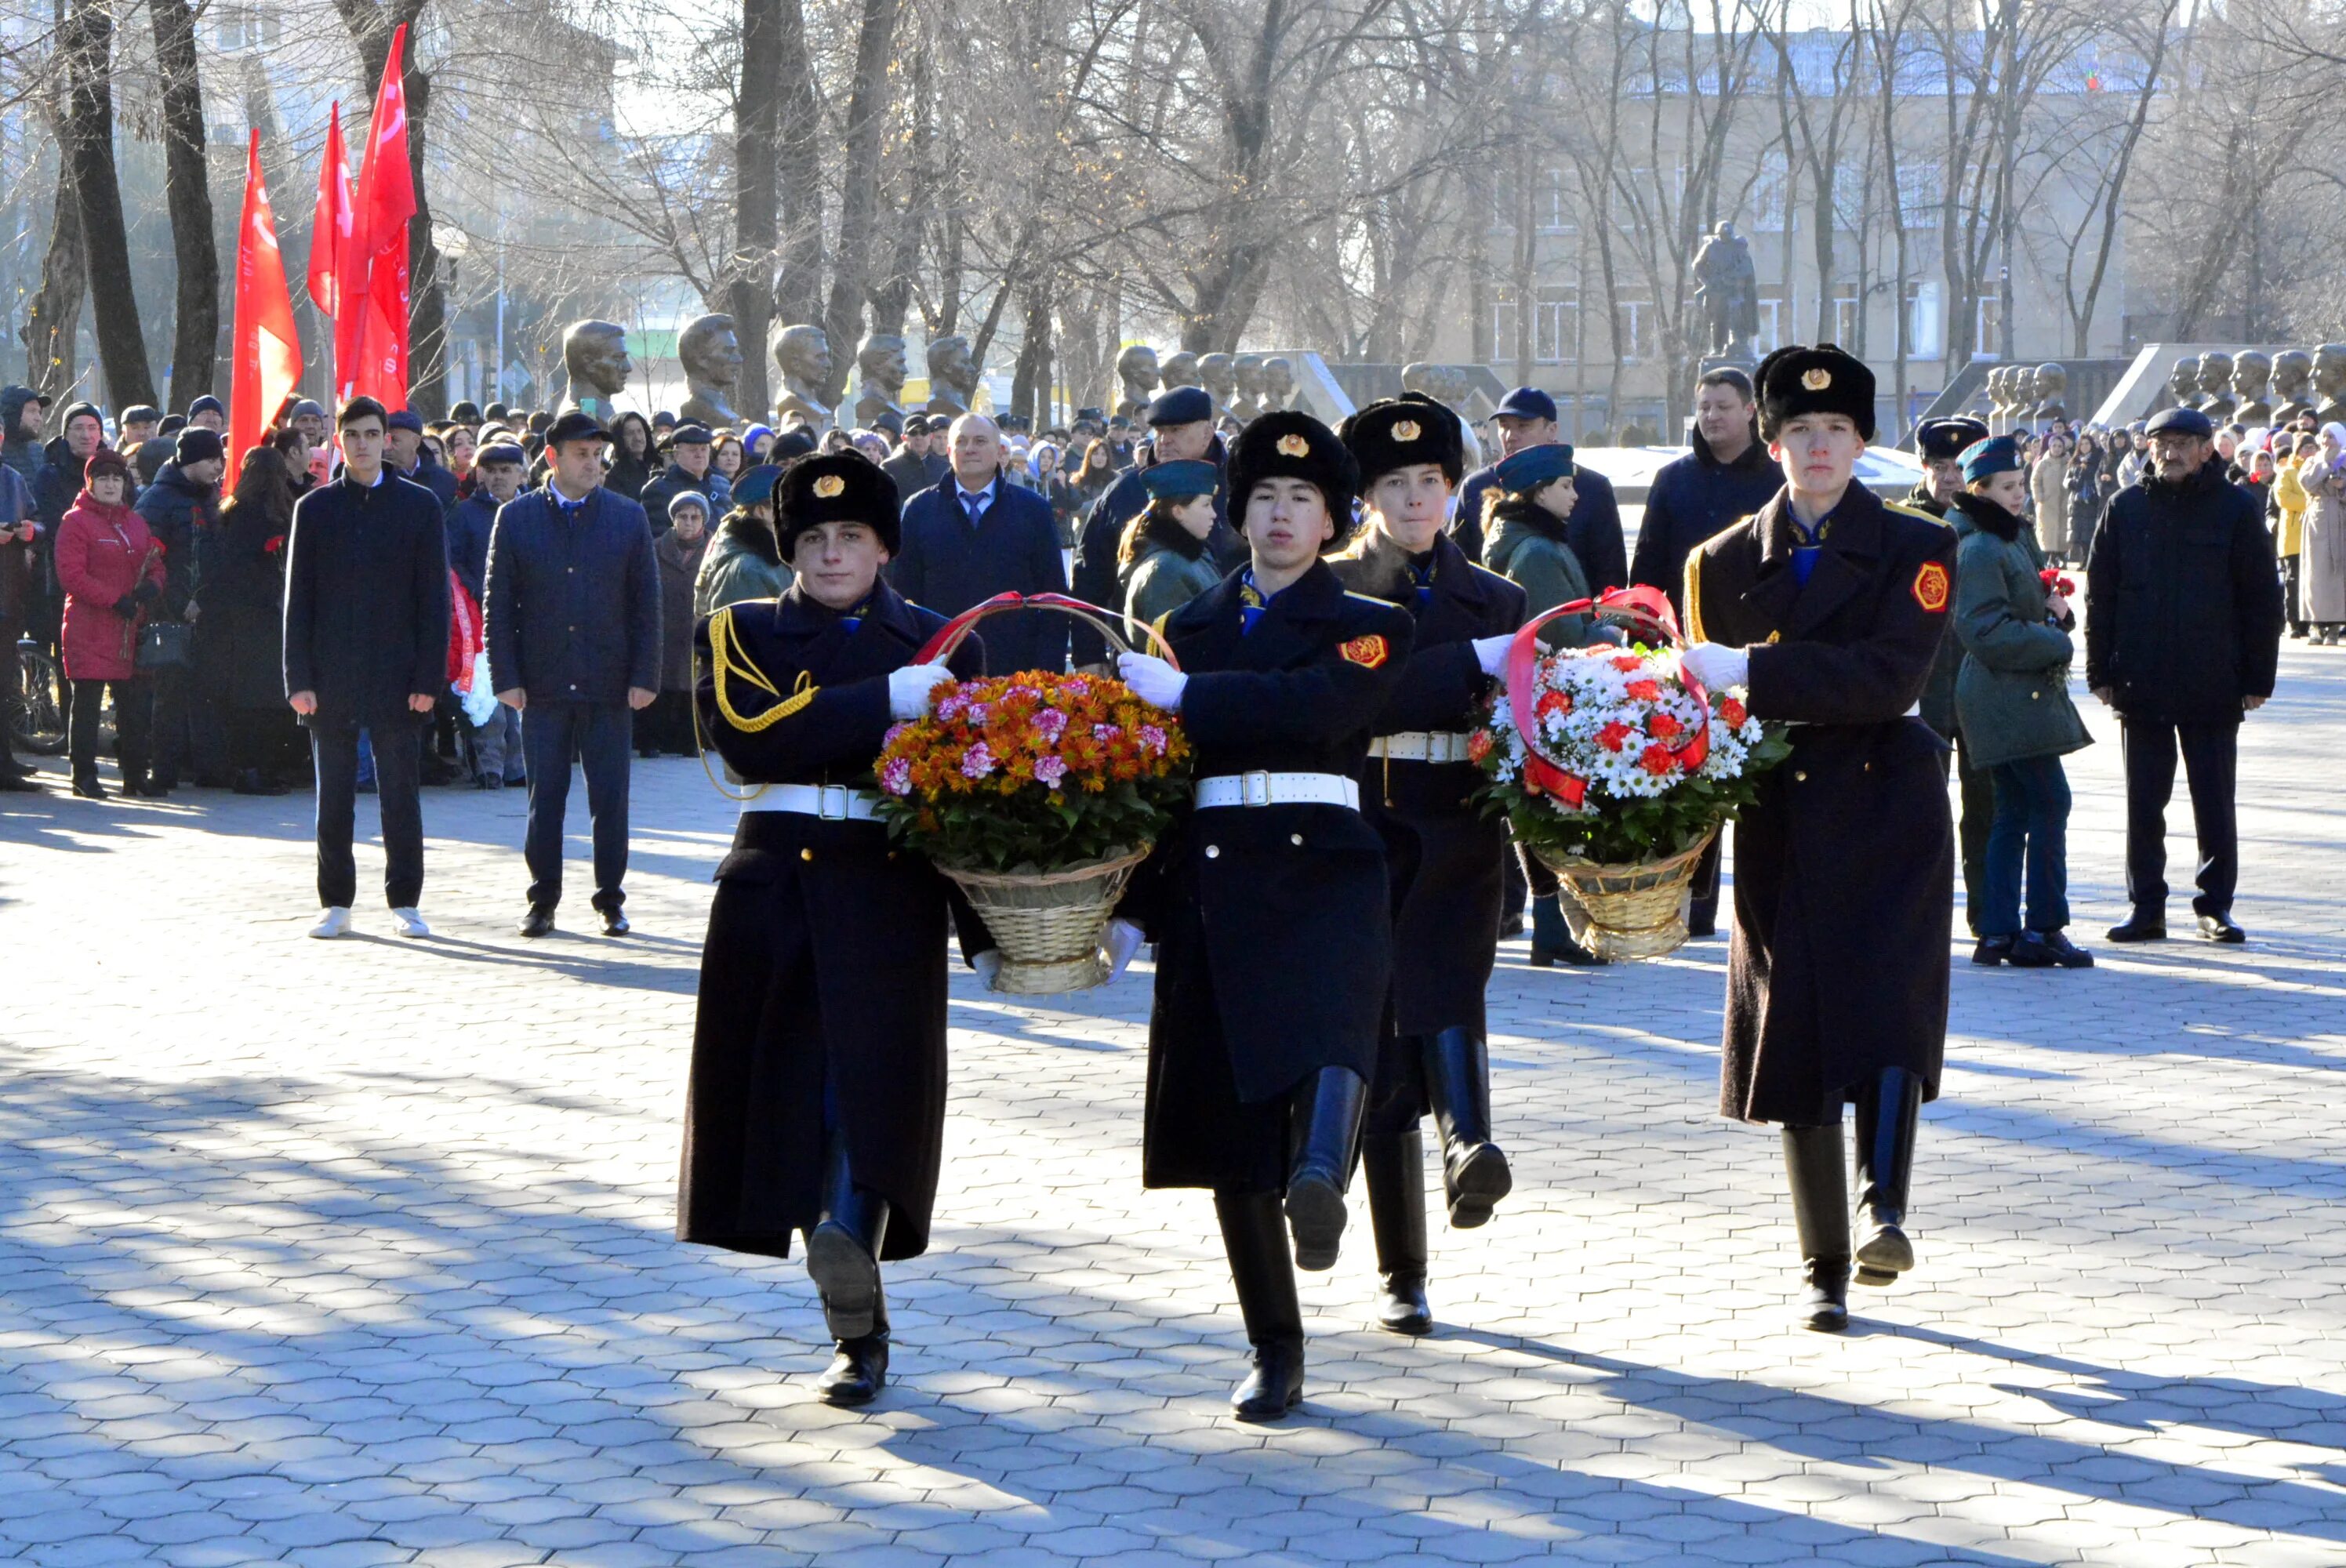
left=4, top=644, right=2346, bottom=1565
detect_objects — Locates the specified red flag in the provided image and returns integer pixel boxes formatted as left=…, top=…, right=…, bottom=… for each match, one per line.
left=307, top=102, right=352, bottom=321
left=341, top=27, right=417, bottom=407
left=231, top=130, right=305, bottom=471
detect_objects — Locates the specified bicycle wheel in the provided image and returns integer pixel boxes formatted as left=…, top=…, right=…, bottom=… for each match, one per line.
left=13, top=642, right=65, bottom=755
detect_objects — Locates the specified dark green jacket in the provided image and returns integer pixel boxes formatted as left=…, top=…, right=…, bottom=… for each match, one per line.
left=1949, top=493, right=2089, bottom=768
left=694, top=515, right=792, bottom=619
left=1483, top=499, right=1592, bottom=644
left=1121, top=533, right=1222, bottom=630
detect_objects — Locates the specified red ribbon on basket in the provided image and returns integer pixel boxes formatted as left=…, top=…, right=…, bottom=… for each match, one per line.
left=1504, top=583, right=1710, bottom=805
left=913, top=590, right=1182, bottom=669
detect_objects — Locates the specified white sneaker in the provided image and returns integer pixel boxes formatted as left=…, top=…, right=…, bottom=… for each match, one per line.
left=308, top=907, right=354, bottom=939
left=390, top=907, right=430, bottom=938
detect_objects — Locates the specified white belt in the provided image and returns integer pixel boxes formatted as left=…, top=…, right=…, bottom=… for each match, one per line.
left=1368, top=731, right=1477, bottom=764
left=741, top=783, right=884, bottom=822
left=1194, top=771, right=1360, bottom=811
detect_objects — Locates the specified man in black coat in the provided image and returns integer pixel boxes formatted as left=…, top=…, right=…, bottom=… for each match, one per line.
left=881, top=414, right=939, bottom=501
left=1110, top=412, right=1413, bottom=1422
left=1629, top=368, right=1785, bottom=937
left=637, top=423, right=730, bottom=535
left=386, top=409, right=459, bottom=514
left=486, top=411, right=662, bottom=937
left=1678, top=346, right=1956, bottom=1334
left=886, top=413, right=1070, bottom=675
left=1331, top=394, right=1526, bottom=1338
left=136, top=426, right=227, bottom=790
left=2085, top=405, right=2283, bottom=944
left=1069, top=387, right=1244, bottom=665
left=680, top=451, right=990, bottom=1406
left=281, top=397, right=452, bottom=938
left=1450, top=387, right=1627, bottom=591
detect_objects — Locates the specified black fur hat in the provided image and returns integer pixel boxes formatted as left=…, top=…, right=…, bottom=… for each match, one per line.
left=1228, top=410, right=1360, bottom=551
left=1341, top=392, right=1465, bottom=486
left=1755, top=343, right=1876, bottom=442
left=779, top=451, right=901, bottom=556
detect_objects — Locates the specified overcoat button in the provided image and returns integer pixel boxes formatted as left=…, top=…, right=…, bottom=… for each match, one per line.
left=1204, top=844, right=1220, bottom=858
left=1291, top=833, right=1303, bottom=846
left=800, top=848, right=813, bottom=862
left=1863, top=762, right=1872, bottom=771
left=2031, top=690, right=2040, bottom=699
left=1795, top=770, right=1808, bottom=782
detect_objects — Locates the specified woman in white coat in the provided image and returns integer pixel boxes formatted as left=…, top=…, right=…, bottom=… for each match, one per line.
left=2294, top=424, right=2346, bottom=644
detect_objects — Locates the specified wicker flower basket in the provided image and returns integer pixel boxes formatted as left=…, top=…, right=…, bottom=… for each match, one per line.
left=939, top=844, right=1153, bottom=994
left=1534, top=824, right=1718, bottom=962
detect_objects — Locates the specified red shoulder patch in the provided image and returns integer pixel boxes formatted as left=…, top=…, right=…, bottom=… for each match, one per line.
left=1339, top=634, right=1389, bottom=669
left=1911, top=561, right=1951, bottom=614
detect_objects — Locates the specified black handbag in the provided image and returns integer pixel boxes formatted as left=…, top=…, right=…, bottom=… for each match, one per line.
left=136, top=620, right=193, bottom=670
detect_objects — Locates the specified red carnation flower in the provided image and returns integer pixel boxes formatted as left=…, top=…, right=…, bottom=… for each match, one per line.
left=1720, top=697, right=1748, bottom=728
left=1638, top=742, right=1676, bottom=775
left=1624, top=678, right=1661, bottom=701
left=1466, top=730, right=1493, bottom=764
left=1536, top=689, right=1572, bottom=718
left=1647, top=711, right=1683, bottom=740
left=1597, top=720, right=1634, bottom=753
left=1611, top=654, right=1643, bottom=673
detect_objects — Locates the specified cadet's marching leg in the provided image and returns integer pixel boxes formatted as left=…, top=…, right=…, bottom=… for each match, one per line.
left=806, top=1132, right=891, bottom=1341
left=1361, top=1127, right=1432, bottom=1335
left=1216, top=1189, right=1306, bottom=1421
left=1854, top=1066, right=1923, bottom=1287
left=1422, top=1027, right=1511, bottom=1228
left=817, top=1283, right=890, bottom=1408
left=1782, top=1123, right=1851, bottom=1333
left=1285, top=1065, right=1367, bottom=1270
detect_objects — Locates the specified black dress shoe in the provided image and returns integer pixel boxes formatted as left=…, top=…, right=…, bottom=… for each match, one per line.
left=0, top=771, right=42, bottom=793
left=71, top=773, right=107, bottom=800
left=2034, top=930, right=2095, bottom=968
left=2004, top=932, right=2061, bottom=968
left=1970, top=935, right=2013, bottom=966
left=2197, top=913, right=2246, bottom=944
left=815, top=1333, right=889, bottom=1407
left=599, top=908, right=631, bottom=936
left=1230, top=1338, right=1305, bottom=1421
left=517, top=906, right=556, bottom=938
left=2105, top=911, right=2166, bottom=942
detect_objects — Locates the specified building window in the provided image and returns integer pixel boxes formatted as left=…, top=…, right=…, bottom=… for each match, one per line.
left=1756, top=295, right=1782, bottom=356
left=1618, top=300, right=1654, bottom=362
left=1906, top=281, right=1942, bottom=359
left=1537, top=168, right=1573, bottom=234
left=1534, top=289, right=1579, bottom=362
left=1976, top=294, right=2002, bottom=358
left=1832, top=295, right=1861, bottom=346
left=1489, top=166, right=1515, bottom=232
left=1899, top=158, right=1942, bottom=230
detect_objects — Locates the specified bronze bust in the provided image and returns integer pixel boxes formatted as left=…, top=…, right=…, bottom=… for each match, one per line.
left=2230, top=350, right=2273, bottom=427
left=2032, top=363, right=2066, bottom=425
left=1197, top=352, right=1237, bottom=415
left=2166, top=354, right=2202, bottom=412
left=2314, top=345, right=2346, bottom=424
left=925, top=334, right=978, bottom=417
left=853, top=334, right=909, bottom=428
left=1231, top=354, right=1267, bottom=421
left=2195, top=350, right=2236, bottom=425
left=2271, top=350, right=2315, bottom=425
left=769, top=323, right=834, bottom=430
left=1261, top=356, right=1297, bottom=413
left=561, top=321, right=632, bottom=419
left=1115, top=344, right=1161, bottom=420
left=1160, top=350, right=1201, bottom=391
left=677, top=314, right=744, bottom=429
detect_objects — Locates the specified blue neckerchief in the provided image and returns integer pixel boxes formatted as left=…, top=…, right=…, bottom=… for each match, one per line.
left=1238, top=569, right=1283, bottom=634
left=837, top=595, right=872, bottom=633
left=1787, top=504, right=1832, bottom=587
left=1405, top=548, right=1436, bottom=612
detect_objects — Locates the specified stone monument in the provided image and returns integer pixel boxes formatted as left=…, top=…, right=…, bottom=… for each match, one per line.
left=2195, top=350, right=2237, bottom=425
left=2032, top=363, right=2067, bottom=426
left=2166, top=354, right=2202, bottom=412
left=1261, top=356, right=1298, bottom=413
left=1197, top=352, right=1237, bottom=416
left=925, top=334, right=979, bottom=418
left=2230, top=350, right=2273, bottom=427
left=853, top=333, right=910, bottom=428
left=2271, top=349, right=2315, bottom=425
left=1691, top=221, right=1760, bottom=366
left=677, top=314, right=744, bottom=428
left=1160, top=350, right=1202, bottom=391
left=561, top=320, right=633, bottom=422
left=1231, top=354, right=1267, bottom=421
left=2314, top=344, right=2346, bottom=425
left=1115, top=344, right=1160, bottom=419
left=769, top=323, right=834, bottom=430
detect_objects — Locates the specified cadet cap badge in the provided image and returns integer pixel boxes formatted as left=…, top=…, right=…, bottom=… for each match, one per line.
left=814, top=474, right=844, bottom=498
left=1802, top=367, right=1832, bottom=391
left=1276, top=434, right=1310, bottom=458
left=1393, top=419, right=1422, bottom=442
left=1911, top=560, right=1950, bottom=612
left=1339, top=635, right=1389, bottom=669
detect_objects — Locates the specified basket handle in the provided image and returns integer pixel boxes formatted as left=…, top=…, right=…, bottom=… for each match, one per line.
left=914, top=591, right=1182, bottom=670
left=1502, top=584, right=1709, bottom=807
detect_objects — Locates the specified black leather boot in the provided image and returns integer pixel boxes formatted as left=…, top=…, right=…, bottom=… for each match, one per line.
left=1782, top=1123, right=1851, bottom=1332
left=1216, top=1189, right=1305, bottom=1421
left=805, top=1134, right=891, bottom=1341
left=1361, top=1130, right=1432, bottom=1335
left=1527, top=894, right=1600, bottom=967
left=1422, top=1029, right=1512, bottom=1229
left=1284, top=1066, right=1365, bottom=1272
left=1854, top=1067, right=1922, bottom=1287
left=815, top=1290, right=890, bottom=1407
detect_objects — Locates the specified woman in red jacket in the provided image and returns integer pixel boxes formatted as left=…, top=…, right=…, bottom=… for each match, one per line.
left=54, top=449, right=164, bottom=798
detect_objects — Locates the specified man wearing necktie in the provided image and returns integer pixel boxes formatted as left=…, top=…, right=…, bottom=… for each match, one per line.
left=885, top=413, right=1069, bottom=675
left=485, top=410, right=663, bottom=938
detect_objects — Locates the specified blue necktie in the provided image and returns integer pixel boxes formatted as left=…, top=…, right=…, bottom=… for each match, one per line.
left=961, top=489, right=986, bottom=529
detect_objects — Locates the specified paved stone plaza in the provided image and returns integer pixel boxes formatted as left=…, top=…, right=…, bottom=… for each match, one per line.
left=4, top=647, right=2344, bottom=1566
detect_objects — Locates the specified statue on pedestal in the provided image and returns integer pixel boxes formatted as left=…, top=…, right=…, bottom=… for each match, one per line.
left=1115, top=344, right=1160, bottom=419
left=677, top=314, right=744, bottom=429
left=2230, top=350, right=2273, bottom=427
left=1691, top=221, right=1760, bottom=365
left=1160, top=350, right=1202, bottom=391
left=2032, top=363, right=2067, bottom=426
left=2166, top=354, right=2203, bottom=412
left=2195, top=350, right=2237, bottom=426
left=925, top=334, right=979, bottom=419
left=1231, top=354, right=1267, bottom=421
left=561, top=321, right=633, bottom=421
left=769, top=324, right=834, bottom=430
left=2270, top=350, right=2315, bottom=425
left=853, top=334, right=909, bottom=429
left=1197, top=352, right=1237, bottom=416
left=2314, top=345, right=2346, bottom=425
left=1261, top=356, right=1298, bottom=413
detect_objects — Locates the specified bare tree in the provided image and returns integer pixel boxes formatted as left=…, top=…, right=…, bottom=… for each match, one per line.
left=149, top=0, right=219, bottom=401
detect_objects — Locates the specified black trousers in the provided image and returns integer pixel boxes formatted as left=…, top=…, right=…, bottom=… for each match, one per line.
left=311, top=718, right=425, bottom=909
left=1953, top=731, right=1993, bottom=935
left=68, top=676, right=150, bottom=779
left=2120, top=718, right=2239, bottom=918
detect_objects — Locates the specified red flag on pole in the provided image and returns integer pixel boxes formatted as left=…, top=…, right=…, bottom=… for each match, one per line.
left=231, top=129, right=304, bottom=470
left=341, top=26, right=416, bottom=408
left=307, top=101, right=352, bottom=320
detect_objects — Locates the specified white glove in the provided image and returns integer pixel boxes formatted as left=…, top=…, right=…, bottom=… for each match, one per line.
left=1102, top=917, right=1146, bottom=980
left=1678, top=642, right=1749, bottom=691
left=973, top=949, right=1004, bottom=989
left=1117, top=652, right=1188, bottom=711
left=1471, top=633, right=1514, bottom=677
left=887, top=662, right=952, bottom=719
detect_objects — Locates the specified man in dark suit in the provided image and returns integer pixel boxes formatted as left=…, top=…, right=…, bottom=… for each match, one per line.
left=486, top=410, right=663, bottom=938
left=1450, top=387, right=1627, bottom=591
left=281, top=396, right=452, bottom=940
left=886, top=413, right=1070, bottom=674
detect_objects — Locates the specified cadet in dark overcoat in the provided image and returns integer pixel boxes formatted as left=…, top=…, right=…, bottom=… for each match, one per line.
left=1678, top=345, right=1957, bottom=1334
left=678, top=450, right=989, bottom=1407
left=1110, top=411, right=1414, bottom=1422
left=1329, top=393, right=1527, bottom=1338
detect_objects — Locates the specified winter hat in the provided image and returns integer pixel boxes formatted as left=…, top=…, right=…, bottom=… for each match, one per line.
left=1226, top=410, right=1358, bottom=544
left=175, top=427, right=226, bottom=466
left=84, top=448, right=131, bottom=488
left=1754, top=343, right=1876, bottom=442
left=779, top=452, right=901, bottom=556
left=1342, top=392, right=1464, bottom=487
